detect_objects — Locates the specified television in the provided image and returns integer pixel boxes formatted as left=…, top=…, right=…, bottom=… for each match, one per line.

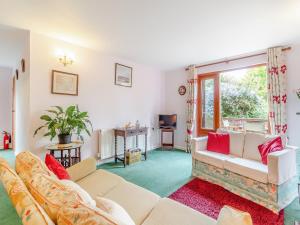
left=159, top=114, right=177, bottom=129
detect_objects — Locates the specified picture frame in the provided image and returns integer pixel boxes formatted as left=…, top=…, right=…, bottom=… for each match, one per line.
left=51, top=70, right=78, bottom=96
left=115, top=63, right=132, bottom=87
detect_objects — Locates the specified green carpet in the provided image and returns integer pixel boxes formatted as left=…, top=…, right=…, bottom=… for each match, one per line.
left=0, top=150, right=22, bottom=225
left=98, top=149, right=193, bottom=197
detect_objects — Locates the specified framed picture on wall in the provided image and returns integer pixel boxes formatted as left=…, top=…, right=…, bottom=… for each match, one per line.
left=115, top=63, right=132, bottom=87
left=51, top=70, right=78, bottom=96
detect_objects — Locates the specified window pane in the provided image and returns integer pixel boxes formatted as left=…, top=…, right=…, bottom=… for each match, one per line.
left=220, top=65, right=268, bottom=133
left=201, top=79, right=214, bottom=129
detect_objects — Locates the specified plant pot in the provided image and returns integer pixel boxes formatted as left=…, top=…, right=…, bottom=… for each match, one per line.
left=58, top=134, right=72, bottom=144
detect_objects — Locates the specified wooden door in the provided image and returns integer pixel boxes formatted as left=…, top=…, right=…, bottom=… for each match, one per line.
left=197, top=73, right=220, bottom=136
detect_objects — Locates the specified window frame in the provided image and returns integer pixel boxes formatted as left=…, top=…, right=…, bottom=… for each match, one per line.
left=197, top=72, right=220, bottom=136
left=196, top=63, right=268, bottom=137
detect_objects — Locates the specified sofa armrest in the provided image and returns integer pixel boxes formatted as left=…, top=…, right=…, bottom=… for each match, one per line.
left=192, top=136, right=208, bottom=156
left=66, top=157, right=97, bottom=182
left=268, top=148, right=296, bottom=185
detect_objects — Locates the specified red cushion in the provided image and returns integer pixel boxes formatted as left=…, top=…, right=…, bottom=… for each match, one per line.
left=207, top=132, right=230, bottom=155
left=258, top=136, right=283, bottom=165
left=45, top=153, right=70, bottom=179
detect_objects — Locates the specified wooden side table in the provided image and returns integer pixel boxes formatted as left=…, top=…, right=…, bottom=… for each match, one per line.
left=114, top=127, right=148, bottom=167
left=161, top=128, right=174, bottom=150
left=46, top=142, right=82, bottom=168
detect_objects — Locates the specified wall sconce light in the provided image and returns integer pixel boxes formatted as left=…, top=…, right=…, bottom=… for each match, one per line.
left=56, top=50, right=75, bottom=66
left=59, top=54, right=74, bottom=66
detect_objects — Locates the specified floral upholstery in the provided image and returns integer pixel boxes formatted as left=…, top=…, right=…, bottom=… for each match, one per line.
left=15, top=151, right=56, bottom=185
left=57, top=201, right=119, bottom=225
left=193, top=159, right=298, bottom=212
left=0, top=158, right=54, bottom=225
left=26, top=173, right=83, bottom=223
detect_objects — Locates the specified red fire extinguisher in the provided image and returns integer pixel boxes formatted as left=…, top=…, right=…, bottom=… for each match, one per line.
left=3, top=132, right=10, bottom=150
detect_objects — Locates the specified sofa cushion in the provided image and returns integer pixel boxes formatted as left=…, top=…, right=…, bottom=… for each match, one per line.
left=194, top=150, right=235, bottom=169
left=217, top=129, right=245, bottom=157
left=66, top=157, right=97, bottom=182
left=224, top=158, right=268, bottom=183
left=57, top=202, right=121, bottom=225
left=142, top=198, right=216, bottom=225
left=61, top=179, right=96, bottom=207
left=27, top=173, right=82, bottom=223
left=45, top=153, right=70, bottom=180
left=96, top=197, right=135, bottom=225
left=243, top=132, right=266, bottom=161
left=76, top=169, right=125, bottom=198
left=104, top=181, right=160, bottom=225
left=15, top=151, right=56, bottom=185
left=266, top=134, right=287, bottom=147
left=217, top=205, right=253, bottom=225
left=0, top=159, right=54, bottom=225
left=258, top=137, right=283, bottom=165
left=207, top=132, right=230, bottom=155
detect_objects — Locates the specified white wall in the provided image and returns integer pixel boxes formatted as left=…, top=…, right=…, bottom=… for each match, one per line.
left=14, top=31, right=30, bottom=154
left=164, top=69, right=188, bottom=150
left=0, top=67, right=12, bottom=133
left=29, top=33, right=165, bottom=159
left=164, top=46, right=300, bottom=149
left=286, top=43, right=300, bottom=147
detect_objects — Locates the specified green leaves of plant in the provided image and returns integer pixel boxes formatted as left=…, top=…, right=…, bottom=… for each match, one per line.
left=54, top=106, right=63, bottom=113
left=66, top=105, right=76, bottom=117
left=34, top=105, right=93, bottom=142
left=40, top=115, right=51, bottom=121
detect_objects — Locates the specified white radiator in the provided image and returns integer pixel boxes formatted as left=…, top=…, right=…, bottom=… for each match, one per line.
left=98, top=129, right=114, bottom=160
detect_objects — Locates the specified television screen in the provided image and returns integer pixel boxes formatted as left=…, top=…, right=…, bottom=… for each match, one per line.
left=159, top=114, right=177, bottom=129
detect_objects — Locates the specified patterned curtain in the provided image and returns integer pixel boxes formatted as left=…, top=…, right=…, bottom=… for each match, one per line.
left=186, top=65, right=198, bottom=153
left=267, top=47, right=288, bottom=135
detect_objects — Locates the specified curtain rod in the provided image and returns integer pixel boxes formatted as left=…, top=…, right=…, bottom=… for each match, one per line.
left=185, top=46, right=291, bottom=71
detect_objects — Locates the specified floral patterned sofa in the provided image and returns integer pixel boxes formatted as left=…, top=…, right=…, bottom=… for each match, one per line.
left=0, top=151, right=253, bottom=225
left=192, top=130, right=298, bottom=213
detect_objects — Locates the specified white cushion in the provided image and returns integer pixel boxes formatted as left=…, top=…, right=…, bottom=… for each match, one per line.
left=96, top=197, right=135, bottom=225
left=224, top=158, right=268, bottom=183
left=217, top=206, right=253, bottom=225
left=104, top=181, right=160, bottom=225
left=243, top=132, right=266, bottom=161
left=217, top=129, right=245, bottom=157
left=194, top=150, right=235, bottom=169
left=61, top=179, right=96, bottom=207
left=142, top=198, right=216, bottom=225
left=76, top=169, right=125, bottom=198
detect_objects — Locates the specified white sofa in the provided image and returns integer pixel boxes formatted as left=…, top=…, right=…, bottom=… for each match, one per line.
left=67, top=157, right=217, bottom=225
left=192, top=130, right=298, bottom=213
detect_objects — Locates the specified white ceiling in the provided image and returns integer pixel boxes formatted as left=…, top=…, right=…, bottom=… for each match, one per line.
left=0, top=0, right=299, bottom=70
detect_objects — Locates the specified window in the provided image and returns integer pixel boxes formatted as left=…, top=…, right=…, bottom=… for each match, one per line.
left=197, top=64, right=268, bottom=136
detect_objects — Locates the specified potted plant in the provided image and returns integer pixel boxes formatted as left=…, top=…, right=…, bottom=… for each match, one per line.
left=34, top=105, right=93, bottom=144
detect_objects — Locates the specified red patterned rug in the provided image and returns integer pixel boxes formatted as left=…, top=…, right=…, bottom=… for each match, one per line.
left=169, top=178, right=284, bottom=225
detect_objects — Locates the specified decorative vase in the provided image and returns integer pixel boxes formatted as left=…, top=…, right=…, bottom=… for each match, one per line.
left=58, top=134, right=72, bottom=144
